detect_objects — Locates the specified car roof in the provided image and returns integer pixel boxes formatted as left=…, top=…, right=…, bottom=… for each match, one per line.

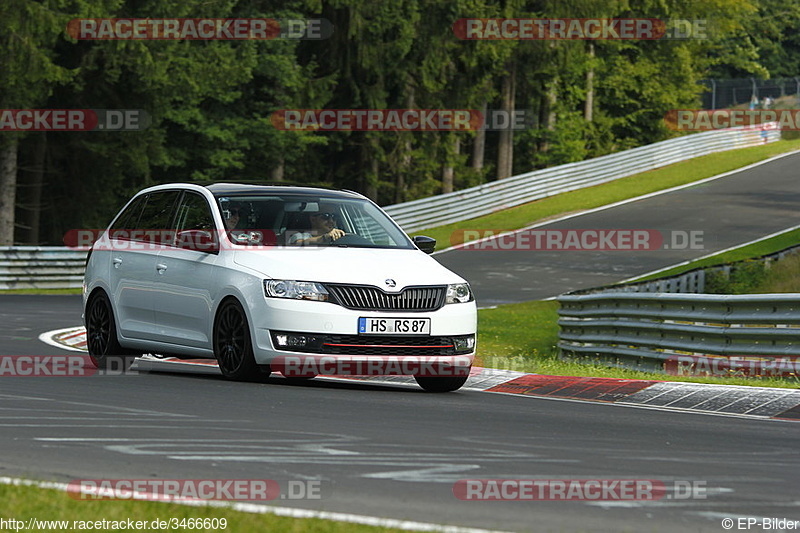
left=205, top=183, right=365, bottom=200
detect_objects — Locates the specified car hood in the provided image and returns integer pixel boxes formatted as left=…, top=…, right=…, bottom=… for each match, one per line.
left=233, top=247, right=466, bottom=289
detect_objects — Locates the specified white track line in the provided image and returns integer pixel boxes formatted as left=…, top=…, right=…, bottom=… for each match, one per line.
left=0, top=476, right=508, bottom=533
left=620, top=222, right=800, bottom=283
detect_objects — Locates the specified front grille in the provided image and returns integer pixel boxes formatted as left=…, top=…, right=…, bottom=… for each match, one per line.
left=323, top=335, right=455, bottom=356
left=271, top=331, right=470, bottom=356
left=326, top=284, right=446, bottom=312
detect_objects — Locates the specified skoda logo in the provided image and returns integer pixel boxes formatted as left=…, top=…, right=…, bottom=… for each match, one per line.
left=385, top=279, right=396, bottom=288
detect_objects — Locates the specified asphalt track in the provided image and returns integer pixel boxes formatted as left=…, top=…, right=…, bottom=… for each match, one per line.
left=3, top=300, right=800, bottom=532
left=2, top=154, right=800, bottom=532
left=436, top=151, right=800, bottom=306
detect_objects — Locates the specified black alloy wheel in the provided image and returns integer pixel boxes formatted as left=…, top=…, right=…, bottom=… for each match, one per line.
left=214, top=299, right=266, bottom=381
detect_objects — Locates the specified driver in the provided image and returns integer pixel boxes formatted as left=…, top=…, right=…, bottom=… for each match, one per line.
left=288, top=203, right=345, bottom=245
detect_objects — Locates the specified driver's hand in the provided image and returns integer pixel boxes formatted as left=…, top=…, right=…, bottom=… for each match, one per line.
left=327, top=228, right=346, bottom=241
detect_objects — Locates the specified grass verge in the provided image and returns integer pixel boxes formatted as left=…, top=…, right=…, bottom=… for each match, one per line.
left=0, top=482, right=410, bottom=533
left=415, top=139, right=800, bottom=249
left=0, top=288, right=82, bottom=295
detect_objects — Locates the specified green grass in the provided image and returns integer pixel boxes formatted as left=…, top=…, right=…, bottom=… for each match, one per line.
left=414, top=139, right=800, bottom=249
left=688, top=248, right=800, bottom=295
left=752, top=253, right=800, bottom=293
left=0, top=288, right=82, bottom=295
left=0, top=483, right=412, bottom=533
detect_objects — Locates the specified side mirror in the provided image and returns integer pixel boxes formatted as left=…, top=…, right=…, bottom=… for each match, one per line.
left=412, top=235, right=436, bottom=254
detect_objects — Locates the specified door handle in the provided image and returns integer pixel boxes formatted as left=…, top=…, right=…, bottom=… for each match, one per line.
left=156, top=263, right=167, bottom=274
left=112, top=257, right=122, bottom=268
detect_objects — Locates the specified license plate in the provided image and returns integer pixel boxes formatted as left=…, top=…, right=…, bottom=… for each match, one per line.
left=358, top=317, right=431, bottom=335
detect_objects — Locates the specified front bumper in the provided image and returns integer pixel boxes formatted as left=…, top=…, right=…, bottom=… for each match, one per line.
left=248, top=296, right=477, bottom=372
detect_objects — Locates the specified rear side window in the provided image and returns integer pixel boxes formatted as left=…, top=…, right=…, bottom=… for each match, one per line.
left=110, top=195, right=146, bottom=234
left=139, top=191, right=181, bottom=234
left=175, top=192, right=215, bottom=233
left=170, top=192, right=219, bottom=252
left=109, top=190, right=180, bottom=244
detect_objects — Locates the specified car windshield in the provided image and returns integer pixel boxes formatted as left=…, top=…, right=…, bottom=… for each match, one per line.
left=215, top=194, right=415, bottom=249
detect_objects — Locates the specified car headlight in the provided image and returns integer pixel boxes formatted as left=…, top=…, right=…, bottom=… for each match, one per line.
left=446, top=283, right=473, bottom=304
left=264, top=280, right=331, bottom=302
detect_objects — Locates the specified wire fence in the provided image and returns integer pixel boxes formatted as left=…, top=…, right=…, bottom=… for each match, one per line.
left=701, top=77, right=800, bottom=109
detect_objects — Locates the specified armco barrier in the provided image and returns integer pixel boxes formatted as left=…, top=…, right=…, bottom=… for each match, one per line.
left=557, top=292, right=800, bottom=371
left=557, top=244, right=800, bottom=372
left=385, top=124, right=780, bottom=233
left=0, top=247, right=88, bottom=290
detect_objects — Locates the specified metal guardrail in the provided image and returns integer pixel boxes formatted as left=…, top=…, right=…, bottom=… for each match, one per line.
left=557, top=244, right=800, bottom=371
left=0, top=247, right=88, bottom=290
left=557, top=292, right=800, bottom=370
left=385, top=124, right=780, bottom=233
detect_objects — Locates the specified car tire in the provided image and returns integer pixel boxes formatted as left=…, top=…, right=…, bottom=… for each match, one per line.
left=213, top=298, right=266, bottom=381
left=85, top=291, right=138, bottom=370
left=414, top=374, right=469, bottom=393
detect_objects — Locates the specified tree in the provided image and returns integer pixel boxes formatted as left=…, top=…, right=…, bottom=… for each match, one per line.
left=0, top=0, right=82, bottom=244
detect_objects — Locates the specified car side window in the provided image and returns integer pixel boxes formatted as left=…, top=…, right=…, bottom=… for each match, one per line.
left=175, top=192, right=215, bottom=233
left=171, top=191, right=220, bottom=252
left=109, top=195, right=147, bottom=237
left=138, top=191, right=181, bottom=237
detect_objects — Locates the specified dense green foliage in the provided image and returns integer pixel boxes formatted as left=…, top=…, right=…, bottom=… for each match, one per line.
left=2, top=0, right=798, bottom=244
left=704, top=253, right=800, bottom=294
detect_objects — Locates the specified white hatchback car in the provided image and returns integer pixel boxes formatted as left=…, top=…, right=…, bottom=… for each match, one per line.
left=83, top=183, right=477, bottom=392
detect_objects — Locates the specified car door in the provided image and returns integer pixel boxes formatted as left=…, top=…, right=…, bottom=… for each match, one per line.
left=151, top=191, right=221, bottom=349
left=108, top=190, right=181, bottom=340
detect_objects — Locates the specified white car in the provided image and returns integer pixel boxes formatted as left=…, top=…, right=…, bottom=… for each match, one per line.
left=83, top=183, right=477, bottom=392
